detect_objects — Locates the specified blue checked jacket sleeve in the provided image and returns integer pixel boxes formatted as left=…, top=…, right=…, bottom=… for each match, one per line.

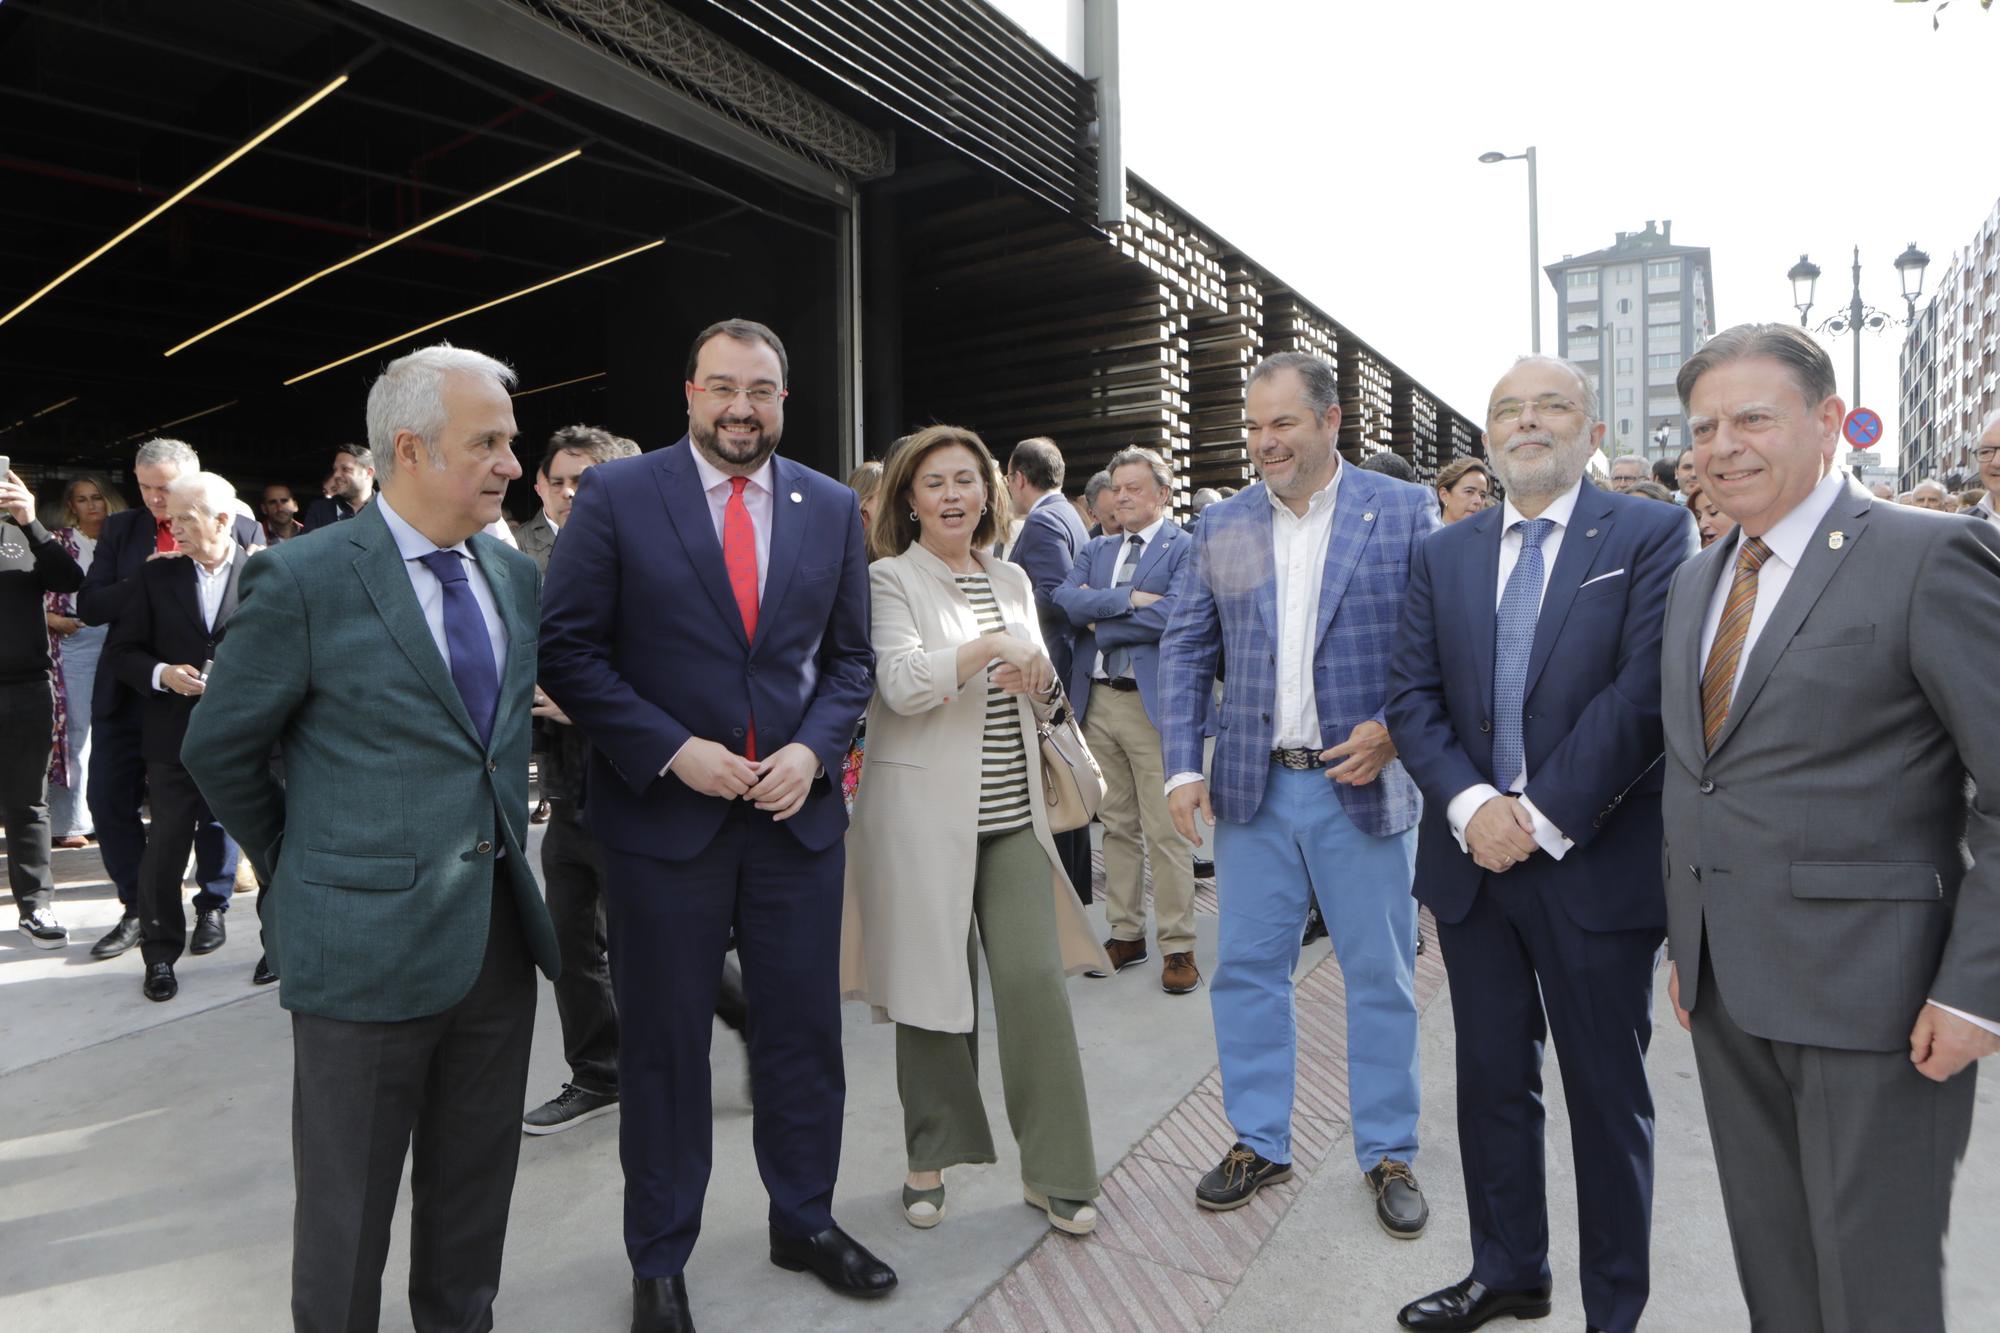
left=1158, top=519, right=1223, bottom=780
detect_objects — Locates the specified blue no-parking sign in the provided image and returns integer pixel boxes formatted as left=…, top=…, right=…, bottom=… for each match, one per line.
left=1843, top=408, right=1883, bottom=448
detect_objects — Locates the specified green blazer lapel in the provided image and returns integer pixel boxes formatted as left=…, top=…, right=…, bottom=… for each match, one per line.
left=468, top=533, right=532, bottom=757
left=348, top=508, right=481, bottom=747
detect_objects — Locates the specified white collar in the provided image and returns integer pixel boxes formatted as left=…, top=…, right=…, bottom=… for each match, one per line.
left=691, top=446, right=774, bottom=499
left=376, top=492, right=474, bottom=563
left=193, top=543, right=238, bottom=581
left=1500, top=476, right=1584, bottom=535
left=1741, top=470, right=1846, bottom=568
left=1266, top=460, right=1343, bottom=518
left=1121, top=515, right=1167, bottom=546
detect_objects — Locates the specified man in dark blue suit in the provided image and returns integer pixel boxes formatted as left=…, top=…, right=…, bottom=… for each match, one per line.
left=1386, top=356, right=1696, bottom=1333
left=1005, top=436, right=1095, bottom=899
left=539, top=319, right=890, bottom=1332
left=77, top=438, right=258, bottom=959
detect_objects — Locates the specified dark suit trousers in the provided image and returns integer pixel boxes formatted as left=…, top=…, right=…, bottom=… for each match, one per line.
left=88, top=703, right=237, bottom=909
left=1, top=679, right=56, bottom=916
left=540, top=800, right=619, bottom=1095
left=137, top=760, right=231, bottom=967
left=602, top=803, right=845, bottom=1277
left=289, top=881, right=535, bottom=1333
left=1690, top=947, right=1975, bottom=1333
left=1437, top=872, right=1662, bottom=1333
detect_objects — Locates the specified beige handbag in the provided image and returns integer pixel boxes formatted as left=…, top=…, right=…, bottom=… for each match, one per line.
left=1035, top=683, right=1105, bottom=834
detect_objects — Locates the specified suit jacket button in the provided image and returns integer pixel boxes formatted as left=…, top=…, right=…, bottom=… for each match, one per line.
left=1689, top=864, right=1701, bottom=881
left=1479, top=719, right=1491, bottom=733
left=476, top=840, right=493, bottom=855
left=1698, top=778, right=1715, bottom=794
left=732, top=727, right=745, bottom=738
left=487, top=759, right=498, bottom=773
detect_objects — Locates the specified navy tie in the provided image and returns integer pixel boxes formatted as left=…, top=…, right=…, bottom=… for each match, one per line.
left=416, top=549, right=500, bottom=748
left=1103, top=533, right=1146, bottom=680
left=1491, top=518, right=1554, bottom=792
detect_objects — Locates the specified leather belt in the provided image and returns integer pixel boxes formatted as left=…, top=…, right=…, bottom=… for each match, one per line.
left=1271, top=747, right=1325, bottom=770
left=1093, top=677, right=1140, bottom=693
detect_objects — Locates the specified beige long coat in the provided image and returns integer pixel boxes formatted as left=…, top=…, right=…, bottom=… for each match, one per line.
left=840, top=542, right=1113, bottom=1033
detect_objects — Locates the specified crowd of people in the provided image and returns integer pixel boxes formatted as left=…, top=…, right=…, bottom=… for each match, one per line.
left=2, top=314, right=1996, bottom=1333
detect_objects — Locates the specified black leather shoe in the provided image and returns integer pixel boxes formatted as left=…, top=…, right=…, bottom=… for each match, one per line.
left=143, top=962, right=178, bottom=1002
left=190, top=909, right=226, bottom=955
left=1195, top=1143, right=1293, bottom=1211
left=1192, top=857, right=1215, bottom=878
left=252, top=955, right=278, bottom=986
left=769, top=1224, right=896, bottom=1297
left=1397, top=1277, right=1552, bottom=1329
left=1366, top=1157, right=1429, bottom=1238
left=631, top=1274, right=694, bottom=1332
left=1301, top=905, right=1328, bottom=946
left=91, top=914, right=142, bottom=960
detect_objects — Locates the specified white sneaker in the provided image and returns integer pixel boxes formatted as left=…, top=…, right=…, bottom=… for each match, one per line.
left=18, top=909, right=69, bottom=949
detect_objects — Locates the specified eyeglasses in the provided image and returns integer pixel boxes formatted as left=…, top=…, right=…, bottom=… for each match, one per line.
left=1490, top=394, right=1581, bottom=423
left=689, top=381, right=787, bottom=406
left=1975, top=445, right=2000, bottom=463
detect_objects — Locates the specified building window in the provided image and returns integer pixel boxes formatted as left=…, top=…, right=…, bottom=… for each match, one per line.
left=1619, top=418, right=1632, bottom=435
left=1567, top=270, right=1598, bottom=288
left=1616, top=269, right=1634, bottom=284
left=1617, top=298, right=1631, bottom=314
left=1648, top=300, right=1679, bottom=323
left=1617, top=388, right=1635, bottom=406
left=1649, top=323, right=1681, bottom=344
left=1616, top=327, right=1634, bottom=344
left=1617, top=357, right=1633, bottom=373
left=1647, top=259, right=1682, bottom=279
left=1648, top=352, right=1680, bottom=370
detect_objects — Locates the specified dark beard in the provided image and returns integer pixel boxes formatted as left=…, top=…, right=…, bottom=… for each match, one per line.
left=691, top=414, right=780, bottom=472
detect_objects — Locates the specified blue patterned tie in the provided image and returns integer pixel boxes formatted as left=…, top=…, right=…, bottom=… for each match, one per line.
left=1103, top=533, right=1145, bottom=680
left=416, top=549, right=500, bottom=748
left=1491, top=518, right=1554, bottom=791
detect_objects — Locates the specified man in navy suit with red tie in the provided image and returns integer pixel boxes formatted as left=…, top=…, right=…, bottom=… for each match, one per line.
left=539, top=319, right=890, bottom=1332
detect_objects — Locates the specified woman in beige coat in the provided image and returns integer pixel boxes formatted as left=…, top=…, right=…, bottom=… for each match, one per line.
left=842, top=425, right=1112, bottom=1236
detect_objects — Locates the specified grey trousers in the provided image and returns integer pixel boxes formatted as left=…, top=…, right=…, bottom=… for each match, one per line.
left=289, top=883, right=536, bottom=1333
left=1690, top=949, right=1975, bottom=1333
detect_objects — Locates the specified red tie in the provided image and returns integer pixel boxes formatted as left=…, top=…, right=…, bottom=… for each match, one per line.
left=155, top=517, right=178, bottom=554
left=723, top=476, right=760, bottom=759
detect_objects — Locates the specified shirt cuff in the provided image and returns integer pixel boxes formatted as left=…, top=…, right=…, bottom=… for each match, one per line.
left=1517, top=794, right=1574, bottom=861
left=1165, top=771, right=1205, bottom=798
left=1926, top=1000, right=2000, bottom=1038
left=660, top=737, right=692, bottom=779
left=1446, top=784, right=1501, bottom=853
left=151, top=663, right=169, bottom=693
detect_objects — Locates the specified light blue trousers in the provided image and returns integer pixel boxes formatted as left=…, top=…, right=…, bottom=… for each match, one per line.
left=1211, top=763, right=1419, bottom=1170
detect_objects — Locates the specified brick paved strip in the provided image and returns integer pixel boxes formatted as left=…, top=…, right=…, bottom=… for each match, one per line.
left=953, top=909, right=1445, bottom=1330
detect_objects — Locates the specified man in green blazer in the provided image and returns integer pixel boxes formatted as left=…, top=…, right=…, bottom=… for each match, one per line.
left=183, top=344, right=559, bottom=1332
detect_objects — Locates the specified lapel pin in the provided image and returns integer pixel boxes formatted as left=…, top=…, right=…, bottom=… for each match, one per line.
left=1828, top=530, right=1845, bottom=550
left=1362, top=511, right=1375, bottom=522
left=1586, top=528, right=1599, bottom=538
left=789, top=491, right=803, bottom=503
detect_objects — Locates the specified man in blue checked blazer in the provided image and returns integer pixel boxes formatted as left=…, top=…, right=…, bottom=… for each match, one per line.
left=1159, top=352, right=1438, bottom=1235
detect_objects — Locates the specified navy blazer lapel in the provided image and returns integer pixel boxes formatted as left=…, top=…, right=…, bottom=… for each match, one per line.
left=1314, top=466, right=1379, bottom=649
left=1463, top=506, right=1504, bottom=709
left=655, top=440, right=749, bottom=649
left=1523, top=482, right=1616, bottom=699
left=1131, top=521, right=1178, bottom=586
left=1710, top=481, right=1872, bottom=756
left=752, top=456, right=806, bottom=653
left=348, top=509, right=481, bottom=747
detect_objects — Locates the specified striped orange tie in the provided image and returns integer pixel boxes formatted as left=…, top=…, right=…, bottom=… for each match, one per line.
left=1699, top=536, right=1772, bottom=752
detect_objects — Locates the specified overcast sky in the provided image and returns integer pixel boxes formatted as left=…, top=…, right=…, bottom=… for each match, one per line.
left=990, top=0, right=1998, bottom=467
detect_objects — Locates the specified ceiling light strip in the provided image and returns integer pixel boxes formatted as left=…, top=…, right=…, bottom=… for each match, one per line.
left=512, top=370, right=608, bottom=399
left=119, top=399, right=240, bottom=443
left=165, top=147, right=584, bottom=357
left=0, top=75, right=349, bottom=331
left=283, top=240, right=664, bottom=387
left=0, top=396, right=81, bottom=438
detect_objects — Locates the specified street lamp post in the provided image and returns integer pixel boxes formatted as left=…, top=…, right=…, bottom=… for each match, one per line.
left=1787, top=242, right=1930, bottom=410
left=1573, top=322, right=1617, bottom=453
left=1480, top=147, right=1540, bottom=353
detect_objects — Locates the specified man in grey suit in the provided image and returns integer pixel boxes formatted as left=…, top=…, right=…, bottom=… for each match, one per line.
left=1661, top=323, right=2000, bottom=1331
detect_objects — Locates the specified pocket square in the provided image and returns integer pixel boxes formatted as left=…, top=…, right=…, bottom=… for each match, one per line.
left=1578, top=568, right=1626, bottom=589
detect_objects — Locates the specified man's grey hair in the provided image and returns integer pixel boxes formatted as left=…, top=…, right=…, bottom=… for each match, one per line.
left=134, top=438, right=200, bottom=472
left=1609, top=455, right=1649, bottom=477
left=1106, top=445, right=1172, bottom=492
left=1248, top=352, right=1339, bottom=418
left=1499, top=354, right=1602, bottom=423
left=1083, top=470, right=1115, bottom=506
left=165, top=471, right=238, bottom=523
left=1979, top=406, right=2000, bottom=440
left=365, top=343, right=516, bottom=484
left=1677, top=323, right=1836, bottom=415
left=1912, top=477, right=1948, bottom=497
left=1191, top=487, right=1222, bottom=513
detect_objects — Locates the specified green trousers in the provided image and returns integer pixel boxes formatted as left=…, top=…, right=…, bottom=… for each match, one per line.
left=896, top=824, right=1100, bottom=1200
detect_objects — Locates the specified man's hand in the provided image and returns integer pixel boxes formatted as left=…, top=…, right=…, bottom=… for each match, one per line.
left=0, top=470, right=34, bottom=526
left=146, top=549, right=186, bottom=562
left=530, top=685, right=571, bottom=725
left=1321, top=719, right=1396, bottom=786
left=1169, top=780, right=1213, bottom=847
left=1910, top=1003, right=2000, bottom=1082
left=1668, top=961, right=1691, bottom=1032
left=161, top=664, right=207, bottom=697
left=1465, top=794, right=1539, bottom=873
left=746, top=742, right=820, bottom=821
left=669, top=738, right=759, bottom=800
left=46, top=613, right=82, bottom=637
left=1130, top=589, right=1163, bottom=608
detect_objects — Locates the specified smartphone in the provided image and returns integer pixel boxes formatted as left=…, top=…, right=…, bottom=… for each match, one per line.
left=0, top=454, right=12, bottom=480
left=200, top=659, right=214, bottom=681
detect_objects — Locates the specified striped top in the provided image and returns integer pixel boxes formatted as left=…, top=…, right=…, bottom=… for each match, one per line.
left=955, top=572, right=1033, bottom=833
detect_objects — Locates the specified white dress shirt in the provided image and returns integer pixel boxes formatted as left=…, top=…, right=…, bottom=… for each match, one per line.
left=1093, top=515, right=1165, bottom=680
left=1444, top=480, right=1583, bottom=861
left=1974, top=495, right=1996, bottom=523
left=150, top=545, right=238, bottom=692
left=691, top=446, right=774, bottom=597
left=376, top=493, right=508, bottom=681
left=1699, top=470, right=1997, bottom=1036
left=71, top=530, right=97, bottom=576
